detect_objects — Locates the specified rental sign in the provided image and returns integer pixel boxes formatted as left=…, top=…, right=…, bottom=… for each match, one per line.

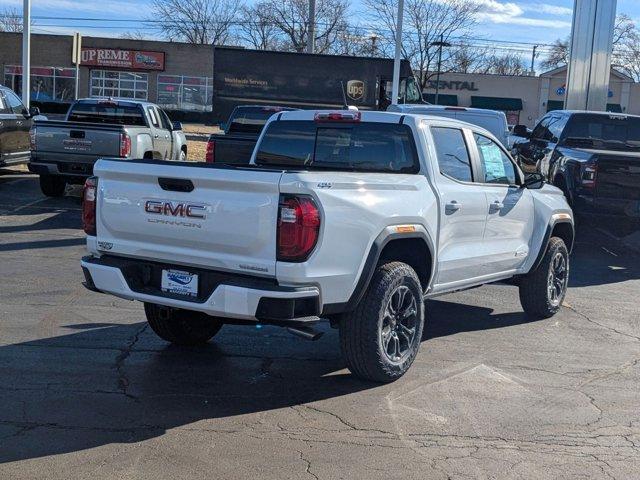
left=81, top=48, right=165, bottom=71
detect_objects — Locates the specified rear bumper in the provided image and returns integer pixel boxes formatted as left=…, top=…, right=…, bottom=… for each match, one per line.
left=81, top=255, right=320, bottom=322
left=29, top=158, right=96, bottom=179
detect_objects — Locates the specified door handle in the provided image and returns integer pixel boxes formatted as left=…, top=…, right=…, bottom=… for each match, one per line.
left=490, top=200, right=504, bottom=212
left=16, top=121, right=22, bottom=126
left=445, top=201, right=461, bottom=214
left=154, top=134, right=159, bottom=139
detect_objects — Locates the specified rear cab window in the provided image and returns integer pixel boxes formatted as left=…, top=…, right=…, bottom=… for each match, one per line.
left=68, top=101, right=147, bottom=126
left=228, top=107, right=294, bottom=135
left=561, top=113, right=640, bottom=150
left=255, top=120, right=419, bottom=173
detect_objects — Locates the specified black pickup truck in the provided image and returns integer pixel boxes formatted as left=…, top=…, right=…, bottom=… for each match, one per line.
left=512, top=110, right=640, bottom=221
left=205, top=105, right=295, bottom=164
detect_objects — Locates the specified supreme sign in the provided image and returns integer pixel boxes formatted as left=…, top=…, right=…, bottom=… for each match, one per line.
left=81, top=48, right=165, bottom=70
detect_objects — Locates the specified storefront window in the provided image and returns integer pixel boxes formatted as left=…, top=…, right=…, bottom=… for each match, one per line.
left=4, top=66, right=76, bottom=102
left=90, top=70, right=148, bottom=100
left=157, top=75, right=213, bottom=112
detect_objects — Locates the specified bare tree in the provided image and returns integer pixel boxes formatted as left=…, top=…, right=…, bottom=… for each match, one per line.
left=448, top=43, right=491, bottom=74
left=120, top=30, right=148, bottom=40
left=364, top=0, right=480, bottom=89
left=0, top=7, right=22, bottom=33
left=541, top=14, right=637, bottom=71
left=238, top=4, right=281, bottom=50
left=485, top=52, right=528, bottom=76
left=256, top=0, right=350, bottom=53
left=150, top=0, right=241, bottom=45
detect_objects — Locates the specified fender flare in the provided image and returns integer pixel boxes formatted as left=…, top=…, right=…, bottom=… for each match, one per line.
left=530, top=216, right=574, bottom=272
left=321, top=226, right=436, bottom=315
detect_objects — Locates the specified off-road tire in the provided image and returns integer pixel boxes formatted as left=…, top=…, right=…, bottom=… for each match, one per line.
left=39, top=175, right=66, bottom=197
left=144, top=303, right=223, bottom=346
left=339, top=262, right=425, bottom=383
left=519, top=237, right=569, bottom=319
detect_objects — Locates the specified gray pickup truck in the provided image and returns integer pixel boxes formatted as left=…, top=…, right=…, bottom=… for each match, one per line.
left=30, top=98, right=187, bottom=197
left=205, top=106, right=295, bottom=164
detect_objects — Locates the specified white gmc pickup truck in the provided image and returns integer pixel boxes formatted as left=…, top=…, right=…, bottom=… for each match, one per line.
left=81, top=110, right=574, bottom=382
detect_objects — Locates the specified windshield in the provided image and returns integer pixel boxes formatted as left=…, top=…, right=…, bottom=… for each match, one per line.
left=562, top=114, right=640, bottom=150
left=255, top=120, right=419, bottom=173
left=67, top=103, right=146, bottom=126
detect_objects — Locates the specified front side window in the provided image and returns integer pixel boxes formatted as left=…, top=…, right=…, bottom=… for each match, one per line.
left=256, top=121, right=418, bottom=173
left=431, top=127, right=473, bottom=182
left=474, top=133, right=517, bottom=185
left=532, top=115, right=551, bottom=140
left=4, top=90, right=25, bottom=114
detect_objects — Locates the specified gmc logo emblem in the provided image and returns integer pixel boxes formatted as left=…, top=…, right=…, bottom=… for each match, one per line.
left=144, top=200, right=207, bottom=219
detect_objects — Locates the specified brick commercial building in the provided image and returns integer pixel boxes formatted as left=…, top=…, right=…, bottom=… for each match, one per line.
left=0, top=32, right=213, bottom=121
left=1, top=31, right=638, bottom=126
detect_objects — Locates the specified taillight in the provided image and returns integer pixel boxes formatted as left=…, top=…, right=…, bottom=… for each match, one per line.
left=314, top=111, right=361, bottom=123
left=205, top=139, right=215, bottom=163
left=30, top=126, right=37, bottom=151
left=277, top=195, right=321, bottom=262
left=82, top=177, right=97, bottom=236
left=581, top=162, right=598, bottom=189
left=119, top=132, right=131, bottom=157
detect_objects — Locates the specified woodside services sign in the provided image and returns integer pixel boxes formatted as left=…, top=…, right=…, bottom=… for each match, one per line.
left=81, top=48, right=165, bottom=71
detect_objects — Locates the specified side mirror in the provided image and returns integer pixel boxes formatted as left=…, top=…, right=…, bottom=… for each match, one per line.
left=27, top=106, right=40, bottom=118
left=172, top=121, right=183, bottom=131
left=523, top=172, right=544, bottom=189
left=513, top=125, right=530, bottom=138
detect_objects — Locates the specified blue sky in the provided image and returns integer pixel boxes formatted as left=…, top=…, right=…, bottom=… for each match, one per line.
left=3, top=0, right=639, bottom=48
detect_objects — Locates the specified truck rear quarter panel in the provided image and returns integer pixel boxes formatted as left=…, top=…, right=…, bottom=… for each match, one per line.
left=276, top=172, right=438, bottom=306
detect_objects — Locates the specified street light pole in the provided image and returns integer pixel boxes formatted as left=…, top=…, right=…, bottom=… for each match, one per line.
left=391, top=0, right=405, bottom=105
left=432, top=34, right=451, bottom=106
left=307, top=0, right=316, bottom=54
left=21, top=0, right=31, bottom=108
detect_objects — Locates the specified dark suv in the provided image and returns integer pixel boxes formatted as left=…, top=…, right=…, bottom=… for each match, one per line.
left=0, top=85, right=40, bottom=167
left=512, top=110, right=640, bottom=220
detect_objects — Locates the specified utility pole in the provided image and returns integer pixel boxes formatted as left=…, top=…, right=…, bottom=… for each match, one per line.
left=530, top=45, right=538, bottom=76
left=432, top=34, right=451, bottom=105
left=21, top=0, right=31, bottom=108
left=307, top=0, right=316, bottom=54
left=391, top=0, right=405, bottom=104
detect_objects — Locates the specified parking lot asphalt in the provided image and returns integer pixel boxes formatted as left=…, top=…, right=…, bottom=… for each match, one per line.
left=0, top=169, right=639, bottom=480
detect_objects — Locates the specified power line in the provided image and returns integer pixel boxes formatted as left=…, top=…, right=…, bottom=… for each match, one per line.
left=5, top=13, right=563, bottom=48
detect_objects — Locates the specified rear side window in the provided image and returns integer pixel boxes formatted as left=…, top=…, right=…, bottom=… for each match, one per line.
left=256, top=121, right=418, bottom=173
left=68, top=103, right=146, bottom=126
left=147, top=107, right=159, bottom=127
left=431, top=127, right=473, bottom=182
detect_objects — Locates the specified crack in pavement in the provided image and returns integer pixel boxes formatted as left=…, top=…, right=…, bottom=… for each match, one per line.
left=114, top=323, right=148, bottom=401
left=296, top=449, right=319, bottom=480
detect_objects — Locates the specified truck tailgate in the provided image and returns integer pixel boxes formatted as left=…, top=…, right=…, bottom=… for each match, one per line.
left=213, top=135, right=257, bottom=164
left=35, top=121, right=123, bottom=158
left=94, top=159, right=283, bottom=276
